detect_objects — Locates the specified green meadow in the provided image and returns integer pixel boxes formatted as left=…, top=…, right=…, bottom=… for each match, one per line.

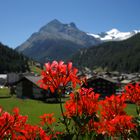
left=0, top=88, right=62, bottom=125
left=0, top=88, right=137, bottom=126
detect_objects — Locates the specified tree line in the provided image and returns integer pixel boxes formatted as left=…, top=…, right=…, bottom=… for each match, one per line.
left=72, top=33, right=140, bottom=73
left=0, top=42, right=30, bottom=73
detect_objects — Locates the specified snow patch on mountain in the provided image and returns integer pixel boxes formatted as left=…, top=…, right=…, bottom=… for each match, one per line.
left=87, top=28, right=140, bottom=42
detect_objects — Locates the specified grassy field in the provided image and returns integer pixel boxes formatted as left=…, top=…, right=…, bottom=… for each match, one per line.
left=0, top=88, right=63, bottom=125
left=29, top=65, right=42, bottom=75
left=0, top=88, right=138, bottom=126
left=0, top=88, right=10, bottom=97
left=0, top=97, right=62, bottom=124
left=125, top=103, right=137, bottom=116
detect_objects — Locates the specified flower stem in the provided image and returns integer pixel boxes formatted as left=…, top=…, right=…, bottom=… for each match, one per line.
left=59, top=95, right=70, bottom=134
left=136, top=105, right=140, bottom=116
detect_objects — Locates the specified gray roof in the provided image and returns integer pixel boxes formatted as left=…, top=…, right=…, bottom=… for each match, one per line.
left=87, top=76, right=119, bottom=84
left=24, top=76, right=42, bottom=87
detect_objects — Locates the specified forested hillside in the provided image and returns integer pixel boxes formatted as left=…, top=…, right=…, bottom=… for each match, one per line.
left=72, top=33, right=140, bottom=72
left=0, top=43, right=30, bottom=73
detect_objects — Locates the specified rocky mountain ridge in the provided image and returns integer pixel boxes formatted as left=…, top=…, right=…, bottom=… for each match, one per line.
left=16, top=19, right=99, bottom=62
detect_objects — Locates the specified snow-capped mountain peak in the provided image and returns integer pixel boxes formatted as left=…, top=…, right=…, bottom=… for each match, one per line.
left=87, top=28, right=140, bottom=42
left=106, top=28, right=120, bottom=35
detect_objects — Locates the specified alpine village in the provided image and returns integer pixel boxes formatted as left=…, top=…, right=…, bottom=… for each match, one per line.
left=0, top=19, right=140, bottom=140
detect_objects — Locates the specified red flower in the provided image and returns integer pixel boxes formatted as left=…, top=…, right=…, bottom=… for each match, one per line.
left=0, top=107, right=28, bottom=139
left=38, top=61, right=80, bottom=93
left=125, top=83, right=140, bottom=106
left=94, top=94, right=136, bottom=139
left=97, top=115, right=135, bottom=138
left=40, top=113, right=56, bottom=126
left=65, top=88, right=99, bottom=117
left=99, top=94, right=127, bottom=121
left=111, top=115, right=135, bottom=136
left=64, top=88, right=100, bottom=134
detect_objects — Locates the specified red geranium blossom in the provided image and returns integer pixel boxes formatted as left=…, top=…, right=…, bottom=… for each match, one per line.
left=99, top=94, right=127, bottom=121
left=40, top=113, right=56, bottom=126
left=94, top=94, right=135, bottom=139
left=38, top=61, right=80, bottom=93
left=0, top=107, right=27, bottom=139
left=64, top=88, right=100, bottom=134
left=96, top=115, right=135, bottom=138
left=0, top=107, right=52, bottom=140
left=65, top=88, right=100, bottom=118
left=125, top=83, right=140, bottom=106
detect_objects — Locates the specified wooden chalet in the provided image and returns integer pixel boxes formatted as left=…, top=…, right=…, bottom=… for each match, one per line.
left=15, top=75, right=48, bottom=99
left=83, top=76, right=119, bottom=98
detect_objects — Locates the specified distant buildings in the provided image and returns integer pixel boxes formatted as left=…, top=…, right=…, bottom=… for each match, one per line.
left=15, top=75, right=47, bottom=99
left=83, top=76, right=119, bottom=98
left=79, top=69, right=140, bottom=97
left=0, top=74, right=7, bottom=88
left=1, top=70, right=140, bottom=100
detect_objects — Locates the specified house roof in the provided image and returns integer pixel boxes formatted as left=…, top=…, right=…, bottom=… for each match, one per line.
left=87, top=76, right=119, bottom=84
left=24, top=76, right=42, bottom=87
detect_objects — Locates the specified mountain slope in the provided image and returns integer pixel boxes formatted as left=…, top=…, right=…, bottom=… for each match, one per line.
left=0, top=42, right=30, bottom=73
left=72, top=33, right=140, bottom=72
left=16, top=19, right=99, bottom=63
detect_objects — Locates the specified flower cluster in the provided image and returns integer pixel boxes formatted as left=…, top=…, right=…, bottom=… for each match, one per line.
left=40, top=113, right=63, bottom=139
left=94, top=95, right=135, bottom=138
left=64, top=88, right=100, bottom=135
left=38, top=61, right=80, bottom=93
left=40, top=113, right=56, bottom=126
left=65, top=88, right=99, bottom=118
left=0, top=107, right=27, bottom=139
left=100, top=94, right=127, bottom=121
left=125, top=83, right=140, bottom=106
left=0, top=107, right=51, bottom=140
left=1, top=61, right=140, bottom=139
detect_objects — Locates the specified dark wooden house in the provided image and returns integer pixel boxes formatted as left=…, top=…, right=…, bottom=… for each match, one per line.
left=83, top=76, right=119, bottom=98
left=15, top=75, right=48, bottom=99
left=6, top=73, right=20, bottom=86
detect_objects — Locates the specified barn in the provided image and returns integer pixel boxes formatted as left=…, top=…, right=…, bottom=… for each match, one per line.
left=15, top=75, right=48, bottom=99
left=83, top=76, right=119, bottom=98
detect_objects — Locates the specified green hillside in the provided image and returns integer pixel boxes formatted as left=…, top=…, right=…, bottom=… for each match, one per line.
left=29, top=65, right=42, bottom=75
left=0, top=42, right=30, bottom=73
left=72, top=33, right=140, bottom=72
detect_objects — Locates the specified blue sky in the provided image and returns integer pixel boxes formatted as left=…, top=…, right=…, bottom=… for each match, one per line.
left=0, top=0, right=140, bottom=48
